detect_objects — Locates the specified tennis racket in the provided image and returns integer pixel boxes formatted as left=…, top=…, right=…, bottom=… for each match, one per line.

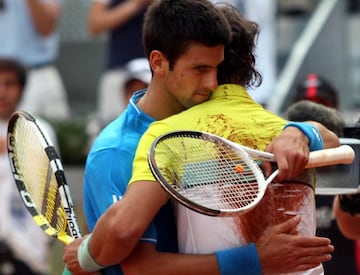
left=148, top=130, right=355, bottom=216
left=7, top=111, right=81, bottom=245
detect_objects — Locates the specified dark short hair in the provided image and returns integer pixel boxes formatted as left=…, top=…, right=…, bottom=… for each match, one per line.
left=286, top=100, right=345, bottom=137
left=0, top=58, right=27, bottom=89
left=216, top=3, right=262, bottom=88
left=143, top=0, right=231, bottom=70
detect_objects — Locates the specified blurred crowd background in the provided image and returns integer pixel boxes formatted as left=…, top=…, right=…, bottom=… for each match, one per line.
left=50, top=0, right=360, bottom=165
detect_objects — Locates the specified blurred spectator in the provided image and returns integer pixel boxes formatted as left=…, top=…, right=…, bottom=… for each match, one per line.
left=286, top=74, right=359, bottom=275
left=88, top=0, right=154, bottom=123
left=294, top=73, right=339, bottom=109
left=0, top=58, right=56, bottom=275
left=333, top=118, right=360, bottom=269
left=123, top=57, right=151, bottom=103
left=334, top=183, right=360, bottom=240
left=0, top=0, right=71, bottom=120
left=86, top=57, right=151, bottom=147
left=348, top=0, right=360, bottom=13
left=286, top=100, right=345, bottom=137
left=278, top=0, right=315, bottom=16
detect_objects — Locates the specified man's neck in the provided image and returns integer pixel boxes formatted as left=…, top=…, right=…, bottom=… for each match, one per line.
left=137, top=85, right=185, bottom=120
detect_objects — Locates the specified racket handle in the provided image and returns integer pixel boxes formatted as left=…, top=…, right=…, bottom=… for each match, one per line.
left=306, top=145, right=355, bottom=168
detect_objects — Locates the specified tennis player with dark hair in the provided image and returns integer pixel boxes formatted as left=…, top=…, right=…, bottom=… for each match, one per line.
left=65, top=0, right=234, bottom=274
left=64, top=2, right=337, bottom=274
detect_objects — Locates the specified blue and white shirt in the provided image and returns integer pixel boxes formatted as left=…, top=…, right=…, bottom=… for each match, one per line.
left=83, top=90, right=178, bottom=275
left=0, top=0, right=61, bottom=67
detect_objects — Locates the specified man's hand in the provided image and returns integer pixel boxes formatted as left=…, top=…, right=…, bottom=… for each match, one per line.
left=256, top=216, right=333, bottom=274
left=265, top=126, right=310, bottom=182
left=63, top=236, right=100, bottom=275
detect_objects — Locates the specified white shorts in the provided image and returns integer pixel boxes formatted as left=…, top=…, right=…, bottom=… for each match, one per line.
left=96, top=68, right=128, bottom=123
left=19, top=65, right=71, bottom=120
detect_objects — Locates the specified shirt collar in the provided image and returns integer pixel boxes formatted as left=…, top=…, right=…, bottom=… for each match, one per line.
left=210, top=84, right=252, bottom=100
left=129, top=89, right=147, bottom=114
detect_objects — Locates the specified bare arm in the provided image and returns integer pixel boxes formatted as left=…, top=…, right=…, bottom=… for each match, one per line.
left=333, top=195, right=360, bottom=239
left=121, top=243, right=219, bottom=275
left=64, top=217, right=332, bottom=274
left=90, top=180, right=168, bottom=265
left=122, top=216, right=332, bottom=275
left=26, top=0, right=61, bottom=36
left=257, top=215, right=333, bottom=273
left=265, top=122, right=340, bottom=182
left=306, top=121, right=340, bottom=149
left=64, top=184, right=333, bottom=274
left=88, top=0, right=154, bottom=36
left=64, top=238, right=220, bottom=275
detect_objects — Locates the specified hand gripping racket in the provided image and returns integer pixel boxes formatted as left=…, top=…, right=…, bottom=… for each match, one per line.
left=148, top=130, right=355, bottom=217
left=7, top=111, right=81, bottom=245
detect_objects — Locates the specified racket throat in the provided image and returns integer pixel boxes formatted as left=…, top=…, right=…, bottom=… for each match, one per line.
left=266, top=169, right=279, bottom=185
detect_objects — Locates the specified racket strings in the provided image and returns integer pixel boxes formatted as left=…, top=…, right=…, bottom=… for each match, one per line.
left=154, top=134, right=262, bottom=211
left=12, top=117, right=68, bottom=234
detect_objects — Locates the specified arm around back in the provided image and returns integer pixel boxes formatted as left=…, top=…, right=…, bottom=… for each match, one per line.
left=89, top=180, right=169, bottom=265
left=306, top=121, right=340, bottom=149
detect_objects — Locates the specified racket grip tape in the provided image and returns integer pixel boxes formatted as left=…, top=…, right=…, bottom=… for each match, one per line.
left=306, top=145, right=355, bottom=168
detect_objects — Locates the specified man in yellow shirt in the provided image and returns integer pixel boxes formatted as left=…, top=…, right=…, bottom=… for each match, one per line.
left=129, top=86, right=331, bottom=275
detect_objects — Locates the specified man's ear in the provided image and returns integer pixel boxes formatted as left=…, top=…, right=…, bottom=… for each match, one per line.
left=149, top=50, right=168, bottom=76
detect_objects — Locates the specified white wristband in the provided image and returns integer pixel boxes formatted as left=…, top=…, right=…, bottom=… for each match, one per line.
left=77, top=234, right=105, bottom=272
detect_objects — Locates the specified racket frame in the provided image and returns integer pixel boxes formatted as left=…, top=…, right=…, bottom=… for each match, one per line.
left=148, top=130, right=355, bottom=217
left=148, top=130, right=269, bottom=216
left=7, top=111, right=81, bottom=243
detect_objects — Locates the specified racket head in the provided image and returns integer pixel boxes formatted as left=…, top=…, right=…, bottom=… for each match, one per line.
left=7, top=111, right=80, bottom=244
left=148, top=130, right=267, bottom=216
